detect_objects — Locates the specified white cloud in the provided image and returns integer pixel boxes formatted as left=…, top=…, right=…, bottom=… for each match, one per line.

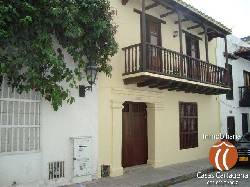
left=182, top=0, right=250, bottom=38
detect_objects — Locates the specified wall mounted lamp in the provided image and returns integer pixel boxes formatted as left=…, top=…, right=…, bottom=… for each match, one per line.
left=79, top=61, right=97, bottom=97
left=173, top=31, right=178, bottom=38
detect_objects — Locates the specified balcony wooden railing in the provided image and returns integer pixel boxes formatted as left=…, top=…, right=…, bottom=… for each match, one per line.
left=239, top=86, right=250, bottom=107
left=122, top=43, right=229, bottom=87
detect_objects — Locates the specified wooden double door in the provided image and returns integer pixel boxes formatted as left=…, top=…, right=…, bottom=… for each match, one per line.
left=122, top=102, right=148, bottom=168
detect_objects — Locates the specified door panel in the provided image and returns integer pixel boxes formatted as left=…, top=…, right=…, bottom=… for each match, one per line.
left=242, top=113, right=249, bottom=135
left=122, top=102, right=148, bottom=168
left=185, top=34, right=200, bottom=79
left=185, top=35, right=200, bottom=59
left=145, top=16, right=162, bottom=72
left=227, top=116, right=235, bottom=143
left=243, top=71, right=250, bottom=86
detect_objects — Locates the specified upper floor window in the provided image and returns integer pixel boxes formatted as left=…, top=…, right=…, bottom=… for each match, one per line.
left=243, top=70, right=250, bottom=87
left=179, top=102, right=198, bottom=150
left=185, top=33, right=200, bottom=59
left=226, top=64, right=233, bottom=100
left=0, top=79, right=40, bottom=154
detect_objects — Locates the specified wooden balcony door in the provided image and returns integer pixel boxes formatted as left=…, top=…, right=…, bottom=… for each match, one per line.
left=243, top=71, right=250, bottom=87
left=145, top=15, right=162, bottom=72
left=186, top=34, right=200, bottom=79
left=122, top=102, right=148, bottom=168
left=242, top=71, right=250, bottom=105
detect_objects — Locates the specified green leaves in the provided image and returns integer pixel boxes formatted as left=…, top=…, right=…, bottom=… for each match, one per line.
left=19, top=16, right=32, bottom=26
left=0, top=0, right=118, bottom=111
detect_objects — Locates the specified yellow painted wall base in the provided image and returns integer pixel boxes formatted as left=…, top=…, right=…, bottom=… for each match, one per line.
left=98, top=86, right=220, bottom=177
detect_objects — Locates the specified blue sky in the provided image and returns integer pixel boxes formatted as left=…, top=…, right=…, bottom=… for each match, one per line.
left=183, top=0, right=250, bottom=38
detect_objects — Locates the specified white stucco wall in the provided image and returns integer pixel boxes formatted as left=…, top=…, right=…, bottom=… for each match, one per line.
left=217, top=35, right=250, bottom=136
left=0, top=43, right=98, bottom=187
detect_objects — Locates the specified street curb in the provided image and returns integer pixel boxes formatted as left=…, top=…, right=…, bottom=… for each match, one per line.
left=142, top=167, right=215, bottom=187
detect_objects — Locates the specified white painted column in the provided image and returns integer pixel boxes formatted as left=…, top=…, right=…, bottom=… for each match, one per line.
left=110, top=100, right=124, bottom=177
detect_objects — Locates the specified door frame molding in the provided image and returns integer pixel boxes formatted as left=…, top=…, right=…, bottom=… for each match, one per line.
left=109, top=99, right=166, bottom=177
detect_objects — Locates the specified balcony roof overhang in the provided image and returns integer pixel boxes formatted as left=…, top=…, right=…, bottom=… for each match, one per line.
left=123, top=72, right=230, bottom=95
left=122, top=0, right=231, bottom=40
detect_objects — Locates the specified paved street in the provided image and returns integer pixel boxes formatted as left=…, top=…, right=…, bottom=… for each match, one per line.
left=65, top=159, right=213, bottom=187
left=171, top=165, right=250, bottom=187
left=66, top=162, right=250, bottom=187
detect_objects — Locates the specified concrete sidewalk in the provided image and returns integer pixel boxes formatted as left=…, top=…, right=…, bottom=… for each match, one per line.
left=65, top=159, right=214, bottom=187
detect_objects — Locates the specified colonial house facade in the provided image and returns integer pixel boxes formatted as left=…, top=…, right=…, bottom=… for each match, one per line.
left=98, top=0, right=231, bottom=178
left=0, top=42, right=98, bottom=186
left=0, top=0, right=235, bottom=186
left=217, top=35, right=250, bottom=138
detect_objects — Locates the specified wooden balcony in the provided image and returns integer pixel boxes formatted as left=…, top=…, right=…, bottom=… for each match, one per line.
left=239, top=86, right=250, bottom=107
left=122, top=43, right=230, bottom=95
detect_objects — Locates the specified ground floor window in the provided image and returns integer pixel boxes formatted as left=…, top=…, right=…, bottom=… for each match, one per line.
left=0, top=79, right=41, bottom=153
left=179, top=102, right=198, bottom=149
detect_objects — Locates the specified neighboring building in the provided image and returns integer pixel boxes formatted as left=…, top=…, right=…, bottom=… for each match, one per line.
left=98, top=0, right=231, bottom=178
left=0, top=43, right=98, bottom=186
left=242, top=36, right=250, bottom=44
left=217, top=35, right=250, bottom=138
